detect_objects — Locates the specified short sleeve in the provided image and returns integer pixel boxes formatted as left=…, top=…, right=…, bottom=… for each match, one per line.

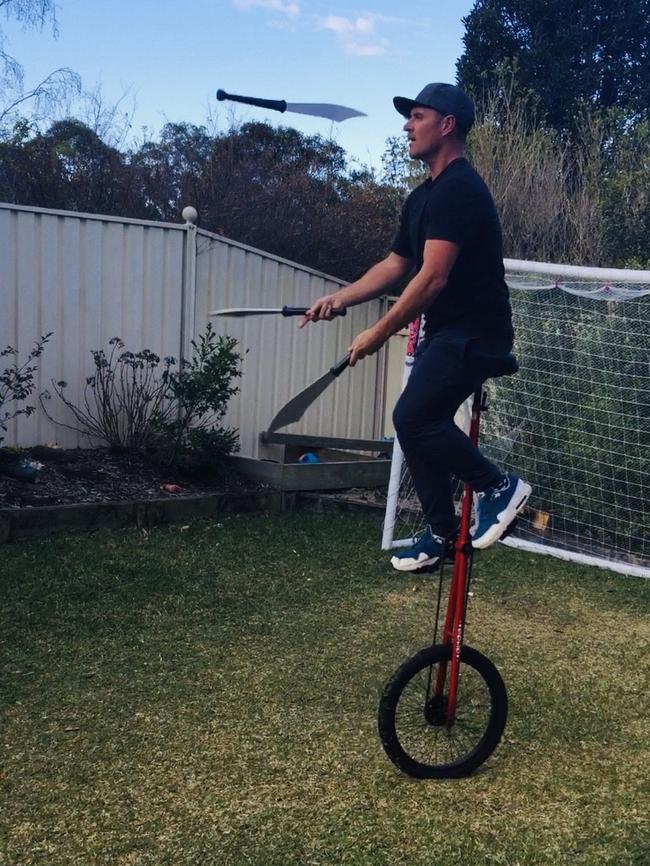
left=390, top=199, right=412, bottom=259
left=424, top=180, right=482, bottom=247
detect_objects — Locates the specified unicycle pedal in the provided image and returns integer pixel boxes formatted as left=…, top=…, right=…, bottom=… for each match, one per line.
left=412, top=562, right=442, bottom=575
left=500, top=516, right=520, bottom=540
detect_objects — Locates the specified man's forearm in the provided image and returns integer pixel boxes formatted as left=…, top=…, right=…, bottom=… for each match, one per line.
left=346, top=239, right=458, bottom=366
left=335, top=255, right=410, bottom=308
left=375, top=270, right=445, bottom=340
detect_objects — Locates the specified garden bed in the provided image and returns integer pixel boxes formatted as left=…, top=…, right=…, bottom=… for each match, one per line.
left=0, top=446, right=262, bottom=508
left=0, top=447, right=281, bottom=543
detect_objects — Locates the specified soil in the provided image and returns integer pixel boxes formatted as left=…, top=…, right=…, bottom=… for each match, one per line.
left=0, top=447, right=262, bottom=509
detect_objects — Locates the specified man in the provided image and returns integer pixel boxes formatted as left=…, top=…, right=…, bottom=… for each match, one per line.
left=301, top=83, right=531, bottom=571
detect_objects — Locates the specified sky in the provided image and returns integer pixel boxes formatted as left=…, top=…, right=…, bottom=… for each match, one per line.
left=3, top=0, right=476, bottom=170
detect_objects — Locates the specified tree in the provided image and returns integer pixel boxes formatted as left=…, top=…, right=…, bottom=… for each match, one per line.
left=128, top=121, right=215, bottom=222
left=0, top=118, right=133, bottom=213
left=0, top=117, right=404, bottom=281
left=0, top=0, right=80, bottom=135
left=129, top=120, right=403, bottom=280
left=457, top=0, right=650, bottom=131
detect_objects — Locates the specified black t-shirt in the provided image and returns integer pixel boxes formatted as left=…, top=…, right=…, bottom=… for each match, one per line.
left=391, top=158, right=513, bottom=340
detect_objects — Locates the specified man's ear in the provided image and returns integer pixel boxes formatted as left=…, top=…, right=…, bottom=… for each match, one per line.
left=441, top=115, right=457, bottom=138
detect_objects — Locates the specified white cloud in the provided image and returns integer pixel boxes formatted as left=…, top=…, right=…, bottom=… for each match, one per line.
left=370, top=13, right=431, bottom=28
left=347, top=40, right=388, bottom=57
left=233, top=0, right=301, bottom=18
left=319, top=14, right=388, bottom=56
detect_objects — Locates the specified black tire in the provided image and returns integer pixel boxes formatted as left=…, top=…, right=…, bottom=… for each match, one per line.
left=378, top=644, right=508, bottom=779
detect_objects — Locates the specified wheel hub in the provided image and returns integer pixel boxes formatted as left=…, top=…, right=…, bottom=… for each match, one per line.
left=424, top=693, right=448, bottom=726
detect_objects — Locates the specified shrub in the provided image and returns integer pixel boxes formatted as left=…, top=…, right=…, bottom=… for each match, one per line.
left=154, top=325, right=242, bottom=468
left=42, top=324, right=241, bottom=467
left=0, top=333, right=51, bottom=446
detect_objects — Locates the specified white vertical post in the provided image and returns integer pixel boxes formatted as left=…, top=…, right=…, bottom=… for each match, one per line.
left=381, top=318, right=423, bottom=550
left=180, top=206, right=198, bottom=362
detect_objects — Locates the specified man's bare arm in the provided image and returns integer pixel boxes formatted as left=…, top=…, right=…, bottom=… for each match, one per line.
left=348, top=239, right=460, bottom=365
left=300, top=252, right=412, bottom=327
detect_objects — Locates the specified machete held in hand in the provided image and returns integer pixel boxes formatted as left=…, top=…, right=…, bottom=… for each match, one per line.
left=209, top=306, right=346, bottom=318
left=267, top=354, right=351, bottom=433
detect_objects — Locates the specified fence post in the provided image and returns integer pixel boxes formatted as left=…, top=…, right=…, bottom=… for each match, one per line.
left=180, top=206, right=198, bottom=364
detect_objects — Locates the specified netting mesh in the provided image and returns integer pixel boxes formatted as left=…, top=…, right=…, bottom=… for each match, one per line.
left=383, top=269, right=650, bottom=576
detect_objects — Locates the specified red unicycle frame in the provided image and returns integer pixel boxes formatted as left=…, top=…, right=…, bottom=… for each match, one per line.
left=436, top=389, right=484, bottom=723
left=378, top=388, right=509, bottom=779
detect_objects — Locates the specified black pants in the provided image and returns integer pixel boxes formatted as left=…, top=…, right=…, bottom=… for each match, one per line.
left=392, top=331, right=514, bottom=539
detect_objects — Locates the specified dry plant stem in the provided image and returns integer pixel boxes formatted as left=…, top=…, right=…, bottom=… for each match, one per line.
left=468, top=80, right=607, bottom=264
left=41, top=342, right=175, bottom=450
left=41, top=327, right=241, bottom=463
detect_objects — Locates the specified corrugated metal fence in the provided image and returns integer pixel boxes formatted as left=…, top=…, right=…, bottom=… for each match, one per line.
left=0, top=202, right=385, bottom=457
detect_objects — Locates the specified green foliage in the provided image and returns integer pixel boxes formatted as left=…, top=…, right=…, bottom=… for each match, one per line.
left=457, top=0, right=650, bottom=133
left=454, top=5, right=650, bottom=264
left=381, top=75, right=650, bottom=267
left=600, top=118, right=650, bottom=266
left=0, top=118, right=402, bottom=281
left=0, top=333, right=51, bottom=445
left=485, top=293, right=650, bottom=557
left=42, top=324, right=241, bottom=469
left=380, top=135, right=427, bottom=192
left=154, top=324, right=241, bottom=469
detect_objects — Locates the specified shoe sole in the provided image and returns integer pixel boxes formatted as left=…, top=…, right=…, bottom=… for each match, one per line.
left=471, top=481, right=532, bottom=550
left=390, top=553, right=441, bottom=572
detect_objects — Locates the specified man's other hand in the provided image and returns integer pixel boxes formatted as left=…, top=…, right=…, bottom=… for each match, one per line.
left=348, top=326, right=387, bottom=366
left=299, top=294, right=345, bottom=327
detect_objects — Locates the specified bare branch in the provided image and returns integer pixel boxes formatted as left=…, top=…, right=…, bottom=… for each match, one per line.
left=0, top=66, right=81, bottom=129
left=0, top=1, right=57, bottom=34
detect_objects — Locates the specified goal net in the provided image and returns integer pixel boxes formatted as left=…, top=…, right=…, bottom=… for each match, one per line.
left=381, top=259, right=650, bottom=579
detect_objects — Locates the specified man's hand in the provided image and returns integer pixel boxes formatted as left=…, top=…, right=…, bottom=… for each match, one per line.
left=348, top=326, right=387, bottom=367
left=299, top=293, right=345, bottom=327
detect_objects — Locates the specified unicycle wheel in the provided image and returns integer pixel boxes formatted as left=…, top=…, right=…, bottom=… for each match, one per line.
left=378, top=643, right=508, bottom=779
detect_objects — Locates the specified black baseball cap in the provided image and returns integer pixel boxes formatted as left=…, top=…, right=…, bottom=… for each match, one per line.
left=393, top=83, right=475, bottom=133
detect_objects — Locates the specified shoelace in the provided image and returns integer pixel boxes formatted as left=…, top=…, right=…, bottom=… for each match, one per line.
left=478, top=479, right=509, bottom=503
left=410, top=527, right=444, bottom=545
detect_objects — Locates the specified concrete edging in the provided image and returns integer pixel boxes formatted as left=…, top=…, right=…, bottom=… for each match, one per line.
left=0, top=489, right=387, bottom=544
left=293, top=492, right=385, bottom=518
left=0, top=491, right=284, bottom=543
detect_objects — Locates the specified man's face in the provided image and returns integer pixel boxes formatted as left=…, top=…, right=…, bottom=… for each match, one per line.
left=403, top=106, right=450, bottom=160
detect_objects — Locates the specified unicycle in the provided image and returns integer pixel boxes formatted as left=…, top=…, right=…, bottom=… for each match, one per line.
left=378, top=389, right=509, bottom=779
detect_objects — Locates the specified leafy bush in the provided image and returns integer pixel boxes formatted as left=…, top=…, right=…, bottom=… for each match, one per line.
left=42, top=324, right=241, bottom=468
left=0, top=333, right=51, bottom=446
left=154, top=325, right=242, bottom=468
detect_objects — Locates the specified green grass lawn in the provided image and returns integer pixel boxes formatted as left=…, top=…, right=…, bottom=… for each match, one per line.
left=1, top=512, right=649, bottom=866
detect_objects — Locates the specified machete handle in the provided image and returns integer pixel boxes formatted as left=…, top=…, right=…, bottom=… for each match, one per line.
left=330, top=354, right=351, bottom=377
left=216, top=89, right=287, bottom=114
left=282, top=306, right=346, bottom=317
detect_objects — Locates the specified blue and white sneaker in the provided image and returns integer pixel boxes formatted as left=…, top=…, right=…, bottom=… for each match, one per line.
left=471, top=473, right=532, bottom=550
left=390, top=526, right=446, bottom=572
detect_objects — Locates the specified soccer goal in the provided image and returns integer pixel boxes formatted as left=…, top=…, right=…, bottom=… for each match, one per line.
left=381, top=258, right=650, bottom=579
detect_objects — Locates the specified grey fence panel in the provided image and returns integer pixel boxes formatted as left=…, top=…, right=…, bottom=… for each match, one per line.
left=194, top=230, right=384, bottom=458
left=0, top=204, right=186, bottom=448
left=0, top=203, right=385, bottom=456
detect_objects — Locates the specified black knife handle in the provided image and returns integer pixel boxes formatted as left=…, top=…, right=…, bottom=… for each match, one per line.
left=281, top=306, right=346, bottom=317
left=330, top=354, right=351, bottom=377
left=216, top=89, right=287, bottom=114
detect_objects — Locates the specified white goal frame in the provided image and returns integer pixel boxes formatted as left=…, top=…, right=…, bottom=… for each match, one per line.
left=381, top=258, right=650, bottom=579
